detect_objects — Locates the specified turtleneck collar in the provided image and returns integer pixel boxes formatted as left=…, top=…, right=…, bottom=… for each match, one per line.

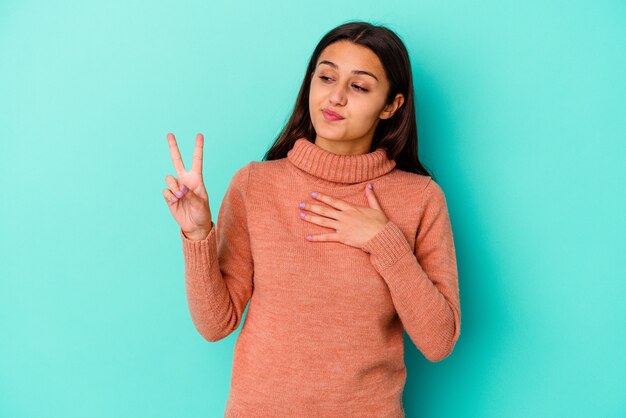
left=286, top=137, right=396, bottom=184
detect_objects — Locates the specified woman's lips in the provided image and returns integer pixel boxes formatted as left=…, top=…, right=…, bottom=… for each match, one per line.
left=322, top=109, right=345, bottom=121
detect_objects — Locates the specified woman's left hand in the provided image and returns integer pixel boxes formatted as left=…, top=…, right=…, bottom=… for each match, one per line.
left=298, top=183, right=389, bottom=249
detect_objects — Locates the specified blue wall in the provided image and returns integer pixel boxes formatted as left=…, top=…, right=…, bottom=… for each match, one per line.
left=1, top=0, right=624, bottom=416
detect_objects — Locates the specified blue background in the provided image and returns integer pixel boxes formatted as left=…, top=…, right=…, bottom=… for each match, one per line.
left=1, top=1, right=624, bottom=417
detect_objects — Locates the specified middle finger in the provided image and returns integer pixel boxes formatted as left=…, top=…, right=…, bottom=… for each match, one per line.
left=299, top=202, right=341, bottom=220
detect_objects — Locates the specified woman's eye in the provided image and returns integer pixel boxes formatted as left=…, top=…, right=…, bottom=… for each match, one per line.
left=318, top=76, right=368, bottom=92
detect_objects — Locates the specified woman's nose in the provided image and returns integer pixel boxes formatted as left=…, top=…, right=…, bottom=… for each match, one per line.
left=329, top=85, right=347, bottom=105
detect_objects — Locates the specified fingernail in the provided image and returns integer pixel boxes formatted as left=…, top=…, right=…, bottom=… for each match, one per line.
left=312, top=191, right=318, bottom=197
left=175, top=190, right=183, bottom=197
left=306, top=235, right=313, bottom=240
left=367, top=183, right=373, bottom=189
left=299, top=202, right=305, bottom=209
left=170, top=196, right=177, bottom=202
left=300, top=212, right=306, bottom=218
left=182, top=185, right=189, bottom=192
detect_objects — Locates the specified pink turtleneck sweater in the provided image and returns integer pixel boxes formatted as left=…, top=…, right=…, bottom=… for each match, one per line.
left=179, top=137, right=461, bottom=417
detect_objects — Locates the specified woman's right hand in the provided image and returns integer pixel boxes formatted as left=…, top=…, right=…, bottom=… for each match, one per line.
left=163, top=132, right=213, bottom=240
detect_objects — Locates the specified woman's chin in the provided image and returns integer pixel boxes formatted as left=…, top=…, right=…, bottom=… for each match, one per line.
left=313, top=126, right=345, bottom=140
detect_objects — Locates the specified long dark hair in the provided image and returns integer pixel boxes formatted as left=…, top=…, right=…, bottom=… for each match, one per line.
left=262, top=20, right=434, bottom=180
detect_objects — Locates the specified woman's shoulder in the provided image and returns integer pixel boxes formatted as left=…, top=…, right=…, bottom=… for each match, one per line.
left=245, top=158, right=290, bottom=178
left=387, top=167, right=434, bottom=193
left=229, top=159, right=287, bottom=188
left=248, top=158, right=286, bottom=169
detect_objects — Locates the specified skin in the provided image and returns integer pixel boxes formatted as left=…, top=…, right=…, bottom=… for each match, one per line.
left=308, top=40, right=404, bottom=155
left=301, top=40, right=405, bottom=246
left=164, top=133, right=212, bottom=241
left=163, top=41, right=405, bottom=247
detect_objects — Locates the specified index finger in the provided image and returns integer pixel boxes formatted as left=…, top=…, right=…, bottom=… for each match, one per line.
left=167, top=132, right=187, bottom=175
left=191, top=133, right=204, bottom=174
left=311, top=191, right=352, bottom=211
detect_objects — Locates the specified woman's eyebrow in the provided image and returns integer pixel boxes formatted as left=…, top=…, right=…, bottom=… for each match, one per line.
left=317, top=60, right=379, bottom=82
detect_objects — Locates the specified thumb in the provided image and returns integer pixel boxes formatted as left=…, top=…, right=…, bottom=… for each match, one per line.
left=179, top=183, right=203, bottom=205
left=365, top=183, right=382, bottom=210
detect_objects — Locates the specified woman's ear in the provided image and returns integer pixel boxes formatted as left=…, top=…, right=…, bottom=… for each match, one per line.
left=379, top=93, right=405, bottom=120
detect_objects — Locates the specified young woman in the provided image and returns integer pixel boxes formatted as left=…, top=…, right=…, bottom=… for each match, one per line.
left=163, top=21, right=461, bottom=418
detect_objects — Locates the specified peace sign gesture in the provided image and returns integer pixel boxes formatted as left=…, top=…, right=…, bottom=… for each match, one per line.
left=163, top=132, right=213, bottom=240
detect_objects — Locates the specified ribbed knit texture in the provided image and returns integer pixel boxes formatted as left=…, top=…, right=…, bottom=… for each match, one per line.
left=180, top=137, right=461, bottom=417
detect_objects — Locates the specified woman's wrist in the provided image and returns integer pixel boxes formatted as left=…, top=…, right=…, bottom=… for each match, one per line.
left=182, top=225, right=211, bottom=241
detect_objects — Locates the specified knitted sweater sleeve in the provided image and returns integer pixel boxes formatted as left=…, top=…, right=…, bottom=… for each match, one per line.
left=361, top=178, right=461, bottom=362
left=178, top=163, right=253, bottom=342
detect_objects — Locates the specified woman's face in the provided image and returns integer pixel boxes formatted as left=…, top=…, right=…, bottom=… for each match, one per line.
left=309, top=40, right=404, bottom=153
